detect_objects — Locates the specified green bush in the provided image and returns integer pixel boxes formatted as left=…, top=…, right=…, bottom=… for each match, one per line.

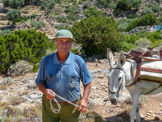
left=96, top=0, right=112, bottom=8
left=131, top=0, right=141, bottom=8
left=151, top=4, right=160, bottom=13
left=7, top=9, right=21, bottom=25
left=0, top=30, right=12, bottom=36
left=40, top=0, right=55, bottom=11
left=0, top=29, right=52, bottom=74
left=54, top=23, right=71, bottom=30
left=30, top=21, right=46, bottom=29
left=71, top=16, right=122, bottom=56
left=152, top=40, right=162, bottom=48
left=56, top=16, right=67, bottom=23
left=126, top=14, right=157, bottom=31
left=146, top=31, right=161, bottom=42
left=135, top=38, right=152, bottom=48
left=10, top=0, right=25, bottom=9
left=64, top=5, right=80, bottom=15
left=108, top=1, right=117, bottom=10
left=121, top=41, right=136, bottom=52
left=117, top=19, right=132, bottom=31
left=83, top=7, right=104, bottom=17
left=2, top=0, right=10, bottom=7
left=2, top=0, right=24, bottom=8
left=124, top=34, right=140, bottom=44
left=115, top=0, right=131, bottom=11
left=141, top=7, right=153, bottom=16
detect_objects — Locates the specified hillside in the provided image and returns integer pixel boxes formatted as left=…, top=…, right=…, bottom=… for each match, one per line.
left=0, top=0, right=161, bottom=39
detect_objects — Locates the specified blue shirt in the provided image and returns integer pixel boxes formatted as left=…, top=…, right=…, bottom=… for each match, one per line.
left=35, top=52, right=92, bottom=102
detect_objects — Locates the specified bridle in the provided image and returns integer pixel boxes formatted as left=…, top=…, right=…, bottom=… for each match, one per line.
left=108, top=60, right=134, bottom=96
left=108, top=67, right=124, bottom=97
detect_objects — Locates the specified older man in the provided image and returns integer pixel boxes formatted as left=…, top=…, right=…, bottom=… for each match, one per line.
left=35, top=29, right=92, bottom=122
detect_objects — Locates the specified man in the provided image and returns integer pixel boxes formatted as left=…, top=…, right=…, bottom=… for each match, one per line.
left=35, top=29, right=92, bottom=122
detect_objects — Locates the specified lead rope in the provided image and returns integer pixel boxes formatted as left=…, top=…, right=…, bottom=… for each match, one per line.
left=50, top=93, right=79, bottom=114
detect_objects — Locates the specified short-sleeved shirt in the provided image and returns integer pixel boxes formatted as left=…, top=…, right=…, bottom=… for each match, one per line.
left=35, top=52, right=92, bottom=102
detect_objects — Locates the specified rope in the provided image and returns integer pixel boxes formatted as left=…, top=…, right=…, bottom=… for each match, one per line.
left=50, top=93, right=79, bottom=114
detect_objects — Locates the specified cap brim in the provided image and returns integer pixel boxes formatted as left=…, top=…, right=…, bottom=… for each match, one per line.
left=52, top=37, right=76, bottom=42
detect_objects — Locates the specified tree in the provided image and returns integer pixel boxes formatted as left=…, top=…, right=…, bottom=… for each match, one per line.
left=115, top=0, right=131, bottom=11
left=71, top=16, right=122, bottom=56
left=7, top=9, right=21, bottom=26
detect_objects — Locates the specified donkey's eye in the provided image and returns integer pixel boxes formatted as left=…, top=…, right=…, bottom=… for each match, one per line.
left=119, top=77, right=121, bottom=81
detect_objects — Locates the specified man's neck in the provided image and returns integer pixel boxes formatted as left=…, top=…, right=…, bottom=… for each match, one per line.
left=57, top=52, right=69, bottom=63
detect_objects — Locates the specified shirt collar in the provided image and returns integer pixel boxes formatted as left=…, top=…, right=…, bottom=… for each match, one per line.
left=53, top=52, right=71, bottom=64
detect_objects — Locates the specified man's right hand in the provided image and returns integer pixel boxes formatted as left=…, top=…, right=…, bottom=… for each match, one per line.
left=45, top=89, right=56, bottom=100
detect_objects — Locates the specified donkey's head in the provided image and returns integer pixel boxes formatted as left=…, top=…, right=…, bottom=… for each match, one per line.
left=107, top=48, right=126, bottom=105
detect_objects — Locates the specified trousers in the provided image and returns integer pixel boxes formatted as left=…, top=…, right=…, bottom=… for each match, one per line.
left=42, top=94, right=80, bottom=122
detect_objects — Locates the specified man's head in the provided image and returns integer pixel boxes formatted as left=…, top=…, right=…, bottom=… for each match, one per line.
left=53, top=29, right=76, bottom=42
left=53, top=30, right=75, bottom=54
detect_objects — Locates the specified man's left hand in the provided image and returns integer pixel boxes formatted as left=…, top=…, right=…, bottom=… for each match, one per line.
left=77, top=98, right=88, bottom=113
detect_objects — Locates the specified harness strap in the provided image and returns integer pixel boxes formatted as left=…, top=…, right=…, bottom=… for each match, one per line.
left=145, top=83, right=162, bottom=95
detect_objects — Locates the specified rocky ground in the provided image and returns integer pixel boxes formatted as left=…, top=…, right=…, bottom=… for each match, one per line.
left=0, top=60, right=161, bottom=122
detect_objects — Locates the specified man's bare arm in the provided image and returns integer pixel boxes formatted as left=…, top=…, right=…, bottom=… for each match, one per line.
left=77, top=82, right=91, bottom=113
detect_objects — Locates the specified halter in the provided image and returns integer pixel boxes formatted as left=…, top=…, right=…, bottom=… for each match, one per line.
left=108, top=60, right=134, bottom=96
left=108, top=67, right=124, bottom=97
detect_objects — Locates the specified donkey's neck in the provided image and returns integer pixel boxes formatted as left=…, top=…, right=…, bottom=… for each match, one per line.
left=123, top=60, right=137, bottom=86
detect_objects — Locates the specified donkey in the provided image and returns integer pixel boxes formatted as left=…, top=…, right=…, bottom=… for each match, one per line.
left=107, top=48, right=162, bottom=122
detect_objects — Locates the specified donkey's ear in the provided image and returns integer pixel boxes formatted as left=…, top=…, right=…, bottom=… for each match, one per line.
left=117, top=51, right=126, bottom=68
left=107, top=48, right=115, bottom=68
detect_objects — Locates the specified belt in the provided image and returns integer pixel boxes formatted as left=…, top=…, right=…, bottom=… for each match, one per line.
left=51, top=100, right=78, bottom=104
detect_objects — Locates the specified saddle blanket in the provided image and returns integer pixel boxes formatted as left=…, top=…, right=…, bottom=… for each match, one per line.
left=139, top=61, right=162, bottom=82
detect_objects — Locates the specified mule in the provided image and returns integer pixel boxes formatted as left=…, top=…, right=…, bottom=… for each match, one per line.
left=107, top=48, right=162, bottom=122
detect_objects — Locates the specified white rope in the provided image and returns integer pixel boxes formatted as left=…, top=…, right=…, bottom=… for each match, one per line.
left=50, top=93, right=79, bottom=114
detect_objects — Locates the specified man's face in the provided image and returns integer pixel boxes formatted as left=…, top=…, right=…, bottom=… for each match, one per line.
left=55, top=38, right=72, bottom=54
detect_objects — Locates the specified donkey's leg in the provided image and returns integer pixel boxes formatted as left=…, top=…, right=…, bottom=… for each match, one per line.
left=136, top=105, right=141, bottom=122
left=130, top=92, right=140, bottom=122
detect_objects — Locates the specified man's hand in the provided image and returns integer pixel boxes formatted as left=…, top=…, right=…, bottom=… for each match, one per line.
left=45, top=89, right=56, bottom=100
left=77, top=98, right=88, bottom=113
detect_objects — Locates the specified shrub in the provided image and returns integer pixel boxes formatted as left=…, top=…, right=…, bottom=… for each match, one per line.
left=7, top=9, right=21, bottom=25
left=3, top=0, right=25, bottom=8
left=0, top=29, right=12, bottom=36
left=30, top=21, right=46, bottom=29
left=141, top=7, right=153, bottom=16
left=71, top=16, right=122, bottom=56
left=151, top=4, right=160, bottom=13
left=152, top=40, right=162, bottom=49
left=54, top=23, right=71, bottom=30
left=83, top=7, right=104, bottom=17
left=96, top=0, right=112, bottom=8
left=2, top=0, right=10, bottom=7
left=117, top=19, right=131, bottom=31
left=56, top=16, right=67, bottom=23
left=0, top=29, right=51, bottom=74
left=126, top=14, right=157, bottom=31
left=64, top=5, right=80, bottom=15
left=121, top=41, right=136, bottom=52
left=146, top=31, right=161, bottom=42
left=131, top=0, right=141, bottom=8
left=124, top=33, right=140, bottom=44
left=115, top=0, right=131, bottom=11
left=10, top=0, right=25, bottom=9
left=40, top=0, right=55, bottom=11
left=135, top=38, right=152, bottom=48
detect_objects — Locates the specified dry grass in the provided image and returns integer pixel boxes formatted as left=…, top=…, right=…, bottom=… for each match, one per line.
left=9, top=96, right=27, bottom=106
left=19, top=90, right=30, bottom=96
left=23, top=103, right=42, bottom=118
left=0, top=84, right=8, bottom=90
